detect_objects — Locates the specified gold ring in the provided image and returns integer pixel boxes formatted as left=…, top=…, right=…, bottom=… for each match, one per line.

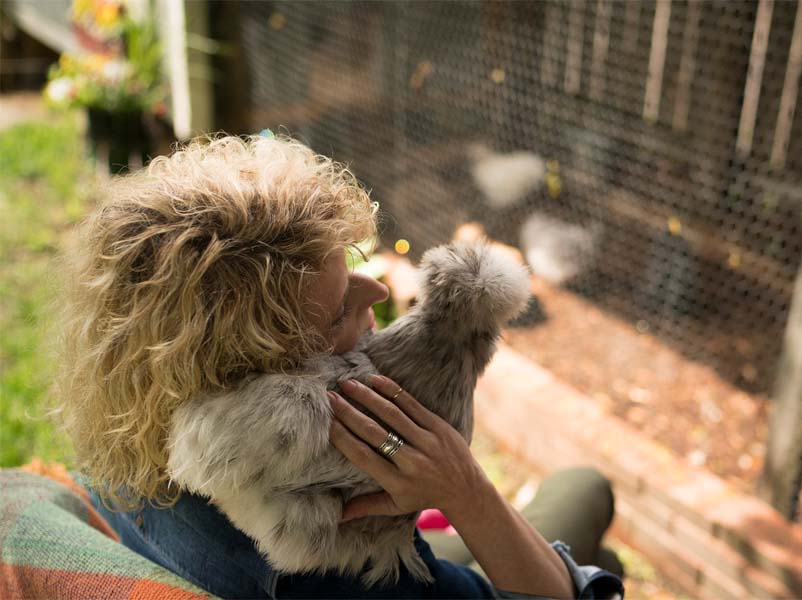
left=377, top=431, right=404, bottom=458
left=391, top=386, right=404, bottom=400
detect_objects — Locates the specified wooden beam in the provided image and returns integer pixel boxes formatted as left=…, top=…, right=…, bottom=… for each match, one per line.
left=564, top=1, right=584, bottom=95
left=540, top=1, right=561, bottom=87
left=672, top=0, right=702, bottom=131
left=763, top=257, right=802, bottom=519
left=643, top=0, right=672, bottom=123
left=623, top=0, right=641, bottom=53
left=770, top=0, right=802, bottom=170
left=589, top=0, right=611, bottom=101
left=736, top=0, right=774, bottom=158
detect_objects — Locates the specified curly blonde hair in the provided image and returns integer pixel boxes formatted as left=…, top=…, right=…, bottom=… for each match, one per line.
left=53, top=134, right=376, bottom=508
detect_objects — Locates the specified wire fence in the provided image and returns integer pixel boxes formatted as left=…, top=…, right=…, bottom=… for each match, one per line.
left=237, top=0, right=802, bottom=397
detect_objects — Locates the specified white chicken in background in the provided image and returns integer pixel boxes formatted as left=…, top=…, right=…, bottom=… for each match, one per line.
left=466, top=142, right=602, bottom=287
left=466, top=143, right=546, bottom=208
left=519, top=213, right=601, bottom=285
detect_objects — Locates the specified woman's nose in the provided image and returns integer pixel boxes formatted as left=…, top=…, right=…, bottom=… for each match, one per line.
left=372, top=280, right=390, bottom=305
left=353, top=274, right=389, bottom=306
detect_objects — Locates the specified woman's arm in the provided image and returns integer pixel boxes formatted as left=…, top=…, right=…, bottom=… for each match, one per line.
left=442, top=476, right=574, bottom=598
left=328, top=375, right=575, bottom=599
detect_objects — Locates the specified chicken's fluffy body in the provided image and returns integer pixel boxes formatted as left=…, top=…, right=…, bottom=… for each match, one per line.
left=167, top=242, right=530, bottom=586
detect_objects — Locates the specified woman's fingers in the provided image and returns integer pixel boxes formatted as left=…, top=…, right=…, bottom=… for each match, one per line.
left=328, top=417, right=397, bottom=487
left=329, top=391, right=424, bottom=471
left=338, top=378, right=430, bottom=443
left=331, top=376, right=481, bottom=519
left=341, top=491, right=403, bottom=522
left=370, top=375, right=448, bottom=434
left=328, top=392, right=392, bottom=451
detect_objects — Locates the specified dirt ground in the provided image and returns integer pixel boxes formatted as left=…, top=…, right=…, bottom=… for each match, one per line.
left=503, top=276, right=769, bottom=494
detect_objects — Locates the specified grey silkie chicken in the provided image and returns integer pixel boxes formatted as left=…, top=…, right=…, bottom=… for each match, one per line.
left=166, top=242, right=530, bottom=586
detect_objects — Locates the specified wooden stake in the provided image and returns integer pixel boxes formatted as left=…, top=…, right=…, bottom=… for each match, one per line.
left=770, top=0, right=802, bottom=170
left=672, top=0, right=702, bottom=131
left=763, top=258, right=802, bottom=520
left=564, top=2, right=585, bottom=95
left=736, top=0, right=774, bottom=158
left=590, top=0, right=612, bottom=101
left=644, top=0, right=672, bottom=123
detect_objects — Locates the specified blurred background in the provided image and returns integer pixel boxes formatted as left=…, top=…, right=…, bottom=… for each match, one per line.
left=2, top=1, right=802, bottom=597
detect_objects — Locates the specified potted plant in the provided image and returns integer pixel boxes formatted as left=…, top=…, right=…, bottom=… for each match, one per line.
left=44, top=0, right=166, bottom=174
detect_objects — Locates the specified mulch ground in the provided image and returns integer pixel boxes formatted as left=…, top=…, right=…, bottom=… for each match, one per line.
left=502, top=276, right=769, bottom=495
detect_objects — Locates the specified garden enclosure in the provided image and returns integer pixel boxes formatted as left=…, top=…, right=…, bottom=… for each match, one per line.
left=217, top=0, right=802, bottom=513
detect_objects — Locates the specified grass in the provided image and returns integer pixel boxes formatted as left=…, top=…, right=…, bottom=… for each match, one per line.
left=0, top=112, right=93, bottom=467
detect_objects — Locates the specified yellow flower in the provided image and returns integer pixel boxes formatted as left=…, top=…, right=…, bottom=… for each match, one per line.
left=84, top=53, right=110, bottom=74
left=59, top=53, right=77, bottom=73
left=95, top=2, right=121, bottom=28
left=71, top=0, right=93, bottom=19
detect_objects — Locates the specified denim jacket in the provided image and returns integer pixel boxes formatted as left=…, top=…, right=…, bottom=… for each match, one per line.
left=90, top=488, right=623, bottom=600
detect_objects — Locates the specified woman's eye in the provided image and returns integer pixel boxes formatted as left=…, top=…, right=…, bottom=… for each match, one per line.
left=332, top=305, right=350, bottom=329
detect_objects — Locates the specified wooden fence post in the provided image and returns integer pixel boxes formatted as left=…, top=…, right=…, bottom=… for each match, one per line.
left=762, top=258, right=802, bottom=519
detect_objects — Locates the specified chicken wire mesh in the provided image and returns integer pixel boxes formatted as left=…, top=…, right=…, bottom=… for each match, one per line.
left=235, top=0, right=802, bottom=397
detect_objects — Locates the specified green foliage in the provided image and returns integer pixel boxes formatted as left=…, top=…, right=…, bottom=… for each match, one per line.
left=44, top=15, right=165, bottom=114
left=0, top=114, right=92, bottom=467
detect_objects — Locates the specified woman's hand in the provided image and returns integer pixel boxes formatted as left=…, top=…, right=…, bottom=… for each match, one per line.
left=329, top=374, right=575, bottom=598
left=328, top=375, right=489, bottom=522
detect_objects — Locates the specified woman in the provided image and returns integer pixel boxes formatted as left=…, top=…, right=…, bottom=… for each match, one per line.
left=56, top=134, right=623, bottom=599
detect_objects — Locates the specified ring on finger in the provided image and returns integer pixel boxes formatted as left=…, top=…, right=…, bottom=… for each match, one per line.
left=377, top=431, right=404, bottom=458
left=391, top=386, right=404, bottom=400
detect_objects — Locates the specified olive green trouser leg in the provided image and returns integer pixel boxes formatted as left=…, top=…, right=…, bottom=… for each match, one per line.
left=422, top=467, right=623, bottom=577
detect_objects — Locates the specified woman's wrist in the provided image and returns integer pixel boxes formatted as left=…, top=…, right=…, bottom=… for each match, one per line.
left=438, top=466, right=499, bottom=527
left=437, top=470, right=575, bottom=599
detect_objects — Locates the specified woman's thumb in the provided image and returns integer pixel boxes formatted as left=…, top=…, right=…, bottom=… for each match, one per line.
left=341, top=491, right=400, bottom=521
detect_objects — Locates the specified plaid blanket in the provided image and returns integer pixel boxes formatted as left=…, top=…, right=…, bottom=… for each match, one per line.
left=0, top=462, right=215, bottom=599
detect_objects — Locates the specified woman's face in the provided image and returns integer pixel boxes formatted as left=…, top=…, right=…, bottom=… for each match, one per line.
left=305, top=248, right=389, bottom=354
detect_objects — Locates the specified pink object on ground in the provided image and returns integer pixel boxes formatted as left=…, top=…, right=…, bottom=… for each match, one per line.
left=416, top=509, right=458, bottom=535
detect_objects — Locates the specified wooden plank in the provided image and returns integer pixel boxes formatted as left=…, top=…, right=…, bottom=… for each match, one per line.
left=623, top=0, right=641, bottom=53
left=736, top=0, right=774, bottom=158
left=589, top=0, right=612, bottom=101
left=770, top=0, right=802, bottom=169
left=643, top=0, right=671, bottom=123
left=540, top=1, right=562, bottom=87
left=564, top=1, right=584, bottom=95
left=763, top=258, right=802, bottom=519
left=672, top=0, right=702, bottom=131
